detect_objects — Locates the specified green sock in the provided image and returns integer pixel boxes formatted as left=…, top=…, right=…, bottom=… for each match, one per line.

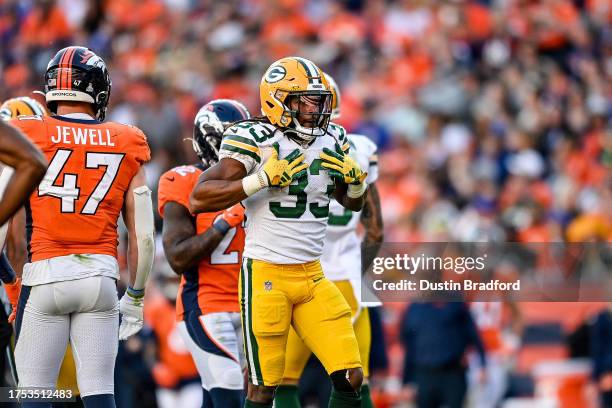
left=244, top=400, right=272, bottom=408
left=360, top=384, right=374, bottom=408
left=329, top=388, right=361, bottom=408
left=274, top=384, right=301, bottom=408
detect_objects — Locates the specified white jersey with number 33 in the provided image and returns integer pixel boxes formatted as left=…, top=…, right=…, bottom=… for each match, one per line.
left=218, top=121, right=349, bottom=264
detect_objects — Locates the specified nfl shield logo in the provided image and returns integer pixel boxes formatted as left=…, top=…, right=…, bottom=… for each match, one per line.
left=264, top=281, right=272, bottom=291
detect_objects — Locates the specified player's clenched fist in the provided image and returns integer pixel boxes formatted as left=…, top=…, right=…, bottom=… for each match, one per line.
left=320, top=144, right=367, bottom=185
left=262, top=147, right=308, bottom=187
left=242, top=145, right=309, bottom=196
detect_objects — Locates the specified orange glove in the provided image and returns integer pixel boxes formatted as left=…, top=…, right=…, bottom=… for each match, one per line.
left=4, top=277, right=21, bottom=323
left=220, top=204, right=245, bottom=228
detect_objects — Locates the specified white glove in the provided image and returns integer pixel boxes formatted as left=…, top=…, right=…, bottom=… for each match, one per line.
left=119, top=289, right=144, bottom=340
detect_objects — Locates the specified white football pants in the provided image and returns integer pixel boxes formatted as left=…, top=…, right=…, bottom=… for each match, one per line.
left=178, top=311, right=245, bottom=391
left=14, top=275, right=119, bottom=396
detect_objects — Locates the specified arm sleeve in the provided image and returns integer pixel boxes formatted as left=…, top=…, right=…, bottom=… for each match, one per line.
left=219, top=131, right=261, bottom=175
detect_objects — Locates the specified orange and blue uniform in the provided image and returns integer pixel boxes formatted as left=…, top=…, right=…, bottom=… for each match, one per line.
left=10, top=114, right=150, bottom=263
left=157, top=164, right=244, bottom=319
left=158, top=164, right=246, bottom=396
left=10, top=113, right=150, bottom=398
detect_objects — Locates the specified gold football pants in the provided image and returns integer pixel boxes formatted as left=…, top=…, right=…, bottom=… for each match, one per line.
left=239, top=258, right=361, bottom=386
left=282, top=279, right=371, bottom=382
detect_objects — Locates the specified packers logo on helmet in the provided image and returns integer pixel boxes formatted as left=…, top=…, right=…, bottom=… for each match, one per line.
left=260, top=56, right=332, bottom=142
left=264, top=66, right=287, bottom=83
left=0, top=96, right=48, bottom=121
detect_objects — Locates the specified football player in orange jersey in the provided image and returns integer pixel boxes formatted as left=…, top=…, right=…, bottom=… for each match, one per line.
left=158, top=99, right=250, bottom=408
left=7, top=46, right=155, bottom=408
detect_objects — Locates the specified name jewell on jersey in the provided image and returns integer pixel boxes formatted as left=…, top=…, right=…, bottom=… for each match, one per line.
left=10, top=114, right=150, bottom=272
left=218, top=121, right=350, bottom=264
left=51, top=125, right=115, bottom=146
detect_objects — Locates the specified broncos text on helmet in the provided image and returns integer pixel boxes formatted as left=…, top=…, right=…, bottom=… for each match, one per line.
left=45, top=46, right=111, bottom=121
left=192, top=99, right=251, bottom=167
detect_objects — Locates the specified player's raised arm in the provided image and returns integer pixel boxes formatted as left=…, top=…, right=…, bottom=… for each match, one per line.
left=189, top=158, right=248, bottom=213
left=120, top=166, right=155, bottom=340
left=0, top=121, right=47, bottom=226
left=190, top=148, right=308, bottom=213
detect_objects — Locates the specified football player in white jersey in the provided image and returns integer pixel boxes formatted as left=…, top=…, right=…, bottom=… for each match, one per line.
left=274, top=73, right=384, bottom=408
left=190, top=57, right=368, bottom=408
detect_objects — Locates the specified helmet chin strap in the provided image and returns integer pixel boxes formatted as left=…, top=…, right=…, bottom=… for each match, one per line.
left=289, top=116, right=326, bottom=144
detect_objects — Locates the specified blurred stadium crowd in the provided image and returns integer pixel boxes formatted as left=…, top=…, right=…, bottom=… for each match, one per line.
left=1, top=0, right=611, bottom=407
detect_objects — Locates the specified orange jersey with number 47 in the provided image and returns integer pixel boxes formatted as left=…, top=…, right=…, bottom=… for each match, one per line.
left=158, top=164, right=244, bottom=318
left=10, top=115, right=150, bottom=262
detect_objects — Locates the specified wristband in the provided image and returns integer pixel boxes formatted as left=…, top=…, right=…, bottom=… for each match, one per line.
left=127, top=286, right=145, bottom=299
left=347, top=182, right=367, bottom=198
left=242, top=172, right=267, bottom=196
left=212, top=218, right=231, bottom=235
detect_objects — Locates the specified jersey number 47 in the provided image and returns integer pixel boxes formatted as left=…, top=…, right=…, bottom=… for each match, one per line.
left=38, top=149, right=124, bottom=215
